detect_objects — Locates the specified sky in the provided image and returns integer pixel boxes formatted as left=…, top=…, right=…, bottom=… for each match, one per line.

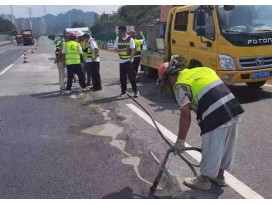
left=0, top=5, right=121, bottom=18
left=1, top=0, right=271, bottom=18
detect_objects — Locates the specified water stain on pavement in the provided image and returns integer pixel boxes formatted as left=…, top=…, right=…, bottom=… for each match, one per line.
left=81, top=122, right=154, bottom=186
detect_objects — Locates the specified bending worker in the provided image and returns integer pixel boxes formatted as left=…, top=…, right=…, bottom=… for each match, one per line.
left=158, top=56, right=244, bottom=191
left=130, top=30, right=145, bottom=82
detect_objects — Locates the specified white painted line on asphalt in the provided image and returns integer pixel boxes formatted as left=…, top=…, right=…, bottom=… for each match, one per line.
left=126, top=103, right=264, bottom=199
left=264, top=84, right=272, bottom=88
left=0, top=64, right=14, bottom=75
left=0, top=51, right=6, bottom=54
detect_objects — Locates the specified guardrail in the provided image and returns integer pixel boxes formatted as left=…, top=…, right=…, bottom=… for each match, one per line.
left=0, top=34, right=14, bottom=46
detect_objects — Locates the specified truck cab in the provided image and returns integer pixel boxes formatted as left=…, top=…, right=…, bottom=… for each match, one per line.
left=22, top=30, right=34, bottom=46
left=15, top=34, right=23, bottom=45
left=142, top=5, right=272, bottom=88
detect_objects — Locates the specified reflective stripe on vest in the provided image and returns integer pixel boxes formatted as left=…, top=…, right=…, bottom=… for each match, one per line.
left=55, top=41, right=62, bottom=55
left=86, top=48, right=94, bottom=58
left=65, top=41, right=81, bottom=65
left=118, top=36, right=131, bottom=59
left=81, top=41, right=88, bottom=61
left=134, top=39, right=141, bottom=58
left=175, top=67, right=244, bottom=135
left=86, top=40, right=98, bottom=59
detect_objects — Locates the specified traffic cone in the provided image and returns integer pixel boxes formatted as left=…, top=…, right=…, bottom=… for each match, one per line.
left=23, top=50, right=28, bottom=63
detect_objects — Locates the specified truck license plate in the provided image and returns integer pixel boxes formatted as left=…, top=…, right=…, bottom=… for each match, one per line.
left=252, top=71, right=270, bottom=79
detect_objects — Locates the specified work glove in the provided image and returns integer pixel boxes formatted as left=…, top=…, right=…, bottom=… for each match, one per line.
left=173, top=139, right=185, bottom=155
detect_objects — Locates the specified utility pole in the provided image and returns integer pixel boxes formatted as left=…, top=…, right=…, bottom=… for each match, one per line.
left=10, top=5, right=14, bottom=24
left=43, top=6, right=47, bottom=34
left=28, top=7, right=32, bottom=30
left=68, top=11, right=71, bottom=28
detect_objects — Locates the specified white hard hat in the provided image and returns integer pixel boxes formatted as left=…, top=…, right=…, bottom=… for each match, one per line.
left=77, top=31, right=84, bottom=37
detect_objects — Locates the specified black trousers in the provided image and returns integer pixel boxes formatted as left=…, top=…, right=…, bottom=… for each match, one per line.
left=120, top=61, right=137, bottom=93
left=66, top=64, right=86, bottom=90
left=85, top=62, right=92, bottom=85
left=133, top=58, right=141, bottom=75
left=91, top=61, right=102, bottom=89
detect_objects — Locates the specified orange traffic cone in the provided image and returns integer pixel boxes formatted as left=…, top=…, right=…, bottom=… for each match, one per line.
left=23, top=50, right=28, bottom=63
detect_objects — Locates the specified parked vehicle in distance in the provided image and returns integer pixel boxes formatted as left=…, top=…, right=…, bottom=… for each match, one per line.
left=22, top=30, right=34, bottom=45
left=15, top=34, right=23, bottom=45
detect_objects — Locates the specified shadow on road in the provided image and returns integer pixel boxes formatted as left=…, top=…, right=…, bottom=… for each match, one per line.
left=228, top=85, right=272, bottom=104
left=81, top=95, right=131, bottom=106
left=102, top=186, right=174, bottom=199
left=102, top=185, right=224, bottom=199
left=31, top=90, right=62, bottom=99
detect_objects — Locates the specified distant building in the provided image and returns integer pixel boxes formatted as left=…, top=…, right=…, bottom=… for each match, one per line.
left=15, top=17, right=46, bottom=36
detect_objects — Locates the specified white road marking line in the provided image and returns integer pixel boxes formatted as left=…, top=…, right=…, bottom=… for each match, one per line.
left=0, top=51, right=6, bottom=54
left=264, top=84, right=272, bottom=88
left=0, top=64, right=14, bottom=75
left=126, top=103, right=264, bottom=199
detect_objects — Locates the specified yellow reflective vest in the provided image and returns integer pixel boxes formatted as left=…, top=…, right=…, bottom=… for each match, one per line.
left=134, top=39, right=141, bottom=58
left=65, top=41, right=81, bottom=65
left=175, top=67, right=244, bottom=134
left=118, top=36, right=131, bottom=59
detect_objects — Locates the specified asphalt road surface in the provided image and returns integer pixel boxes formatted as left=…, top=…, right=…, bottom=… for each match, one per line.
left=0, top=37, right=272, bottom=199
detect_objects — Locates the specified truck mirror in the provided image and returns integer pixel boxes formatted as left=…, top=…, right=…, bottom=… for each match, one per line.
left=224, top=5, right=235, bottom=11
left=197, top=27, right=206, bottom=36
left=196, top=10, right=206, bottom=27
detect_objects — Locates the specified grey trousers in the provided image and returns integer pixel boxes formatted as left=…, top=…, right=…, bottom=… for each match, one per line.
left=57, top=61, right=66, bottom=89
left=200, top=117, right=239, bottom=178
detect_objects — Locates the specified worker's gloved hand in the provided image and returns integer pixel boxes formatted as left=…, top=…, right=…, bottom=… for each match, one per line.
left=173, top=139, right=185, bottom=155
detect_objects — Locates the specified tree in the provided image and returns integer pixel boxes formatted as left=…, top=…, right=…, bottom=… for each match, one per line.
left=0, top=17, right=17, bottom=35
left=71, top=21, right=87, bottom=28
left=90, top=5, right=160, bottom=41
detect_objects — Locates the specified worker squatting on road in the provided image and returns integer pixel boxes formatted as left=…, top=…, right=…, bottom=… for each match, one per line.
left=114, top=25, right=139, bottom=97
left=55, top=34, right=68, bottom=91
left=158, top=56, right=245, bottom=191
left=130, top=30, right=145, bottom=82
left=61, top=32, right=88, bottom=94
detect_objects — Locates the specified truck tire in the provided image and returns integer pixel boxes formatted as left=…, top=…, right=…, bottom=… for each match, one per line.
left=144, top=66, right=157, bottom=78
left=246, top=81, right=266, bottom=88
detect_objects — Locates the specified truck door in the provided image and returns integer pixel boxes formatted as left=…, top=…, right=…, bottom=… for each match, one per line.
left=187, top=7, right=218, bottom=69
left=171, top=9, right=189, bottom=60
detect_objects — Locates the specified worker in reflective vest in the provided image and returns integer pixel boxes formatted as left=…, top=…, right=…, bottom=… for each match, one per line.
left=158, top=56, right=244, bottom=191
left=77, top=31, right=87, bottom=80
left=55, top=35, right=68, bottom=91
left=130, top=30, right=145, bottom=82
left=62, top=32, right=87, bottom=94
left=114, top=25, right=139, bottom=97
left=82, top=33, right=102, bottom=90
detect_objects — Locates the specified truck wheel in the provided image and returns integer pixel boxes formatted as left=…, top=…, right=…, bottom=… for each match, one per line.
left=144, top=66, right=157, bottom=78
left=246, top=81, right=266, bottom=88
